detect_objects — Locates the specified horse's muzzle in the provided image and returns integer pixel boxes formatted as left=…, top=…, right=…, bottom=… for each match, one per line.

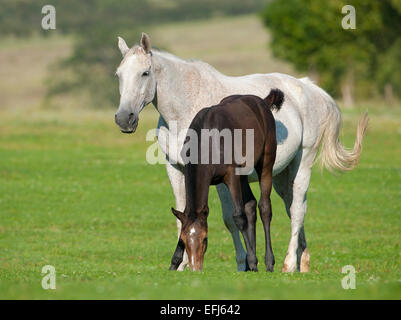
left=120, top=129, right=134, bottom=134
left=115, top=111, right=138, bottom=134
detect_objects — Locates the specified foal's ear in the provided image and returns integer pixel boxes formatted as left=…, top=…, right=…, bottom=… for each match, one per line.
left=140, top=32, right=152, bottom=54
left=171, top=208, right=185, bottom=222
left=118, top=36, right=129, bottom=57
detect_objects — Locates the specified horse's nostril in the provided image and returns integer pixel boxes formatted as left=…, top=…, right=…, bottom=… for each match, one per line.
left=128, top=113, right=136, bottom=125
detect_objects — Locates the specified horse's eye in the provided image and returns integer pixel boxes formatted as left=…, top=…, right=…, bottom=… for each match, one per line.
left=142, top=71, right=150, bottom=76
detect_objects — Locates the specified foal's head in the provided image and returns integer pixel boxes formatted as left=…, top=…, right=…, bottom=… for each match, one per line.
left=172, top=207, right=209, bottom=271
left=114, top=33, right=156, bottom=133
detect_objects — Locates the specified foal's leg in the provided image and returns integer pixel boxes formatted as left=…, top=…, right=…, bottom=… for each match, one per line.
left=169, top=238, right=186, bottom=270
left=240, top=176, right=258, bottom=268
left=255, top=161, right=275, bottom=272
left=224, top=171, right=258, bottom=271
left=166, top=161, right=189, bottom=271
left=216, top=184, right=248, bottom=271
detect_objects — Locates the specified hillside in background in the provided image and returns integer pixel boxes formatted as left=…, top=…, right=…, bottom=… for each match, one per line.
left=0, top=15, right=297, bottom=110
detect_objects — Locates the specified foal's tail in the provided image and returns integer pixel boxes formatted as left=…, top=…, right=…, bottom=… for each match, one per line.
left=264, top=88, right=284, bottom=111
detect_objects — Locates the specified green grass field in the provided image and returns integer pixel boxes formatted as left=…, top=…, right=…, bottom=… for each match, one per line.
left=0, top=15, right=400, bottom=299
left=1, top=105, right=400, bottom=299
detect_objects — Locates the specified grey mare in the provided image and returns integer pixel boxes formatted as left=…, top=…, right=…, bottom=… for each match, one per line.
left=114, top=33, right=368, bottom=272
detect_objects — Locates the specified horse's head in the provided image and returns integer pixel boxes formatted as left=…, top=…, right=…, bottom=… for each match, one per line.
left=172, top=207, right=209, bottom=271
left=114, top=33, right=156, bottom=133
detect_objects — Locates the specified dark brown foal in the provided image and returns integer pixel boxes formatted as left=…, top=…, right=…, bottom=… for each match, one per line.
left=169, top=89, right=284, bottom=271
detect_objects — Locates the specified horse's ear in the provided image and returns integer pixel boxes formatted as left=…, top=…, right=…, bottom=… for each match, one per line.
left=118, top=36, right=129, bottom=57
left=140, top=32, right=152, bottom=54
left=171, top=208, right=185, bottom=222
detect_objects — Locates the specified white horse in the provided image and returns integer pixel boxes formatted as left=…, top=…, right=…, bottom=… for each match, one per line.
left=114, top=33, right=368, bottom=272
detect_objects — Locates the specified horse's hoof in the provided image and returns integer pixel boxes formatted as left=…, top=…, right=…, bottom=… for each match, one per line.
left=281, top=263, right=296, bottom=273
left=237, top=263, right=247, bottom=272
left=300, top=248, right=310, bottom=273
left=244, top=259, right=251, bottom=271
left=282, top=254, right=297, bottom=272
left=236, top=253, right=248, bottom=271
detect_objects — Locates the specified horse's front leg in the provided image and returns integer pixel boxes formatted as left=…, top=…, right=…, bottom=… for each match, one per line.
left=166, top=161, right=189, bottom=271
left=216, top=183, right=248, bottom=271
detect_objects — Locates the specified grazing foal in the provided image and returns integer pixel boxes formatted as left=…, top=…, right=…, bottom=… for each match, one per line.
left=169, top=89, right=284, bottom=271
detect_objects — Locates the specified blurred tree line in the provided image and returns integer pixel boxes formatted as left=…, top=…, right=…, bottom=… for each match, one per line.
left=262, top=0, right=401, bottom=106
left=0, top=0, right=264, bottom=107
left=2, top=0, right=399, bottom=107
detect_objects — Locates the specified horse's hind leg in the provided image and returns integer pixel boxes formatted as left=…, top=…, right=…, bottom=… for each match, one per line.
left=255, top=160, right=275, bottom=272
left=273, top=166, right=309, bottom=272
left=275, top=150, right=313, bottom=272
left=216, top=184, right=248, bottom=271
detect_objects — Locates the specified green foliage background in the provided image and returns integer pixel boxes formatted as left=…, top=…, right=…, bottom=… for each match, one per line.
left=262, top=0, right=401, bottom=99
left=2, top=1, right=400, bottom=105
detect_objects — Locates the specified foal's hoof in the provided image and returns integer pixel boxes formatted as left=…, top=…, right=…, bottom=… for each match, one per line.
left=249, top=265, right=258, bottom=272
left=265, top=264, right=274, bottom=272
left=247, top=262, right=258, bottom=272
left=245, top=256, right=258, bottom=272
left=265, top=256, right=275, bottom=272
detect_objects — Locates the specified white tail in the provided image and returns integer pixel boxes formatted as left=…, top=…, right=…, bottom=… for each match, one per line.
left=318, top=104, right=369, bottom=172
left=299, top=76, right=369, bottom=173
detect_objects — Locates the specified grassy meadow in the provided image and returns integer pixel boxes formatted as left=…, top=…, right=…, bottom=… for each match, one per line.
left=0, top=15, right=400, bottom=299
